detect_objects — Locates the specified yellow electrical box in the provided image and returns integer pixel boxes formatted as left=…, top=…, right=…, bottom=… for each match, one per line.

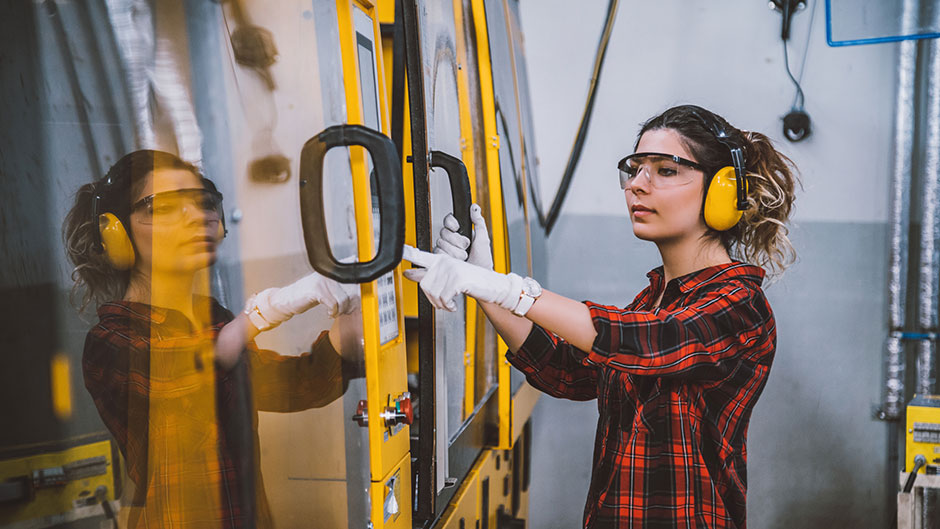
left=0, top=439, right=117, bottom=527
left=906, top=394, right=940, bottom=473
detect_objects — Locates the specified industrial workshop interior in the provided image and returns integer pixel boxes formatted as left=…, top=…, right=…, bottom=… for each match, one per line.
left=5, top=0, right=940, bottom=527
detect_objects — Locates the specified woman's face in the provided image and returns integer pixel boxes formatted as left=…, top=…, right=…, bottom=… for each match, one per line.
left=128, top=168, right=223, bottom=274
left=624, top=128, right=708, bottom=244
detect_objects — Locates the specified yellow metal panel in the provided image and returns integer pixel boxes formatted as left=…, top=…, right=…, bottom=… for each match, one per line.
left=370, top=452, right=413, bottom=529
left=497, top=336, right=512, bottom=449
left=905, top=395, right=940, bottom=473
left=511, top=382, right=539, bottom=444
left=0, top=440, right=115, bottom=526
left=401, top=84, right=419, bottom=319
left=337, top=0, right=411, bottom=486
left=377, top=0, right=395, bottom=24
left=479, top=448, right=512, bottom=529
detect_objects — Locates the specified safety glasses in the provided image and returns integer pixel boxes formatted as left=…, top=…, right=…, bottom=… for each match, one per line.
left=617, top=152, right=705, bottom=190
left=131, top=188, right=223, bottom=226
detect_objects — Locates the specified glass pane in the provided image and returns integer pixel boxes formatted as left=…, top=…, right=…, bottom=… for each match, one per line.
left=0, top=1, right=382, bottom=527
left=485, top=0, right=534, bottom=395
left=507, top=0, right=548, bottom=284
left=484, top=0, right=530, bottom=280
left=416, top=0, right=470, bottom=492
left=458, top=0, right=499, bottom=408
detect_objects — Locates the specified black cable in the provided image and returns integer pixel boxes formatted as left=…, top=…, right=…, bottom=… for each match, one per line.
left=780, top=0, right=815, bottom=142
left=538, top=0, right=619, bottom=235
left=781, top=0, right=815, bottom=111
left=782, top=39, right=805, bottom=110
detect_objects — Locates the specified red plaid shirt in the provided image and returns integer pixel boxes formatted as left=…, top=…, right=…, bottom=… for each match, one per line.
left=82, top=298, right=351, bottom=528
left=507, top=262, right=774, bottom=529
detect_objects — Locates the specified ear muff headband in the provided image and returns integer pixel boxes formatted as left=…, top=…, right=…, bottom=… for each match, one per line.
left=686, top=108, right=750, bottom=231
left=199, top=178, right=228, bottom=239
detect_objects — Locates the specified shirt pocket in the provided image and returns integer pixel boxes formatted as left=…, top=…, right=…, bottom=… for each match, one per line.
left=626, top=379, right=667, bottom=442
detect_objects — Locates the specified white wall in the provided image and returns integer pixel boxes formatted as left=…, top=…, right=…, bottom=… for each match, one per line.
left=520, top=0, right=897, bottom=225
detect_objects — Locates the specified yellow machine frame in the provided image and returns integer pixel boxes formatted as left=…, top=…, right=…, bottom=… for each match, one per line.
left=337, top=0, right=412, bottom=526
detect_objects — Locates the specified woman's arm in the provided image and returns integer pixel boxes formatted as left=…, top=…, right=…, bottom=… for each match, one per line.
left=214, top=272, right=358, bottom=369
left=215, top=312, right=258, bottom=369
left=478, top=289, right=596, bottom=353
left=248, top=329, right=348, bottom=412
left=584, top=284, right=771, bottom=379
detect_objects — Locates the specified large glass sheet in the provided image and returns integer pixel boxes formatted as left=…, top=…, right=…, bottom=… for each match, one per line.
left=826, top=0, right=940, bottom=46
left=484, top=0, right=534, bottom=394
left=417, top=0, right=470, bottom=466
left=507, top=0, right=548, bottom=283
left=0, top=0, right=380, bottom=527
left=458, top=0, right=499, bottom=412
left=1, top=4, right=127, bottom=528
left=483, top=0, right=530, bottom=281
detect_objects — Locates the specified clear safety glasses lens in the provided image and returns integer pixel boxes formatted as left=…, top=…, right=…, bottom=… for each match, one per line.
left=617, top=152, right=704, bottom=190
left=132, top=189, right=223, bottom=226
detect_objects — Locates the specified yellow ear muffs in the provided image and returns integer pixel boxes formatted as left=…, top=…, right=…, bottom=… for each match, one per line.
left=98, top=213, right=136, bottom=270
left=704, top=166, right=745, bottom=231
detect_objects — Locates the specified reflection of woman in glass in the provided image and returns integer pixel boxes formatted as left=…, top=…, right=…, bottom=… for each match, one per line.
left=64, top=150, right=358, bottom=528
left=406, top=105, right=798, bottom=528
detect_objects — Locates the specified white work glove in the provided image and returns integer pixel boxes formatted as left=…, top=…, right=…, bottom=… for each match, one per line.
left=402, top=245, right=522, bottom=312
left=434, top=204, right=494, bottom=270
left=246, top=272, right=359, bottom=331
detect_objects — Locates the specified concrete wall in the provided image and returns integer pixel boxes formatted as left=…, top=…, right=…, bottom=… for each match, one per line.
left=517, top=1, right=897, bottom=527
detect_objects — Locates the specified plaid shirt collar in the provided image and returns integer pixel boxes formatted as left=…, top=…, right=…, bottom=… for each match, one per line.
left=96, top=296, right=228, bottom=333
left=646, top=261, right=766, bottom=295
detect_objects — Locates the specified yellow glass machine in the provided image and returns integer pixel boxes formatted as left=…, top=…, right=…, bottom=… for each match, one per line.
left=0, top=1, right=545, bottom=528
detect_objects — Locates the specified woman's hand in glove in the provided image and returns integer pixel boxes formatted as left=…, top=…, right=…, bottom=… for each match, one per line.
left=402, top=245, right=522, bottom=312
left=247, top=272, right=359, bottom=331
left=434, top=204, right=494, bottom=270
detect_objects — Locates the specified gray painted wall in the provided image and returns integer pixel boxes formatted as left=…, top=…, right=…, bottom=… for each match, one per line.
left=517, top=0, right=898, bottom=527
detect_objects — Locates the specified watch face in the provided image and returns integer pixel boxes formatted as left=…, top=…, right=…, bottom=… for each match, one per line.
left=523, top=277, right=542, bottom=297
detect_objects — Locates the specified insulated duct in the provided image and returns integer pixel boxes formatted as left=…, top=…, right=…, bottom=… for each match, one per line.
left=882, top=0, right=918, bottom=420
left=919, top=6, right=940, bottom=397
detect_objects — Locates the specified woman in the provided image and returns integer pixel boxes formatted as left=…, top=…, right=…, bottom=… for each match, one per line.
left=404, top=105, right=797, bottom=528
left=64, top=149, right=359, bottom=528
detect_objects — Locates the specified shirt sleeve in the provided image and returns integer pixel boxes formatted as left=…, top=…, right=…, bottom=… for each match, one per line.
left=247, top=331, right=350, bottom=412
left=585, top=284, right=770, bottom=380
left=82, top=328, right=150, bottom=488
left=506, top=324, right=598, bottom=401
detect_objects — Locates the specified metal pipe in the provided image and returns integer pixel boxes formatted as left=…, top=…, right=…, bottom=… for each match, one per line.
left=920, top=2, right=940, bottom=397
left=882, top=0, right=919, bottom=419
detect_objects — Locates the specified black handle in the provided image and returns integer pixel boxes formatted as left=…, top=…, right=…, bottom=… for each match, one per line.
left=428, top=150, right=472, bottom=239
left=299, top=124, right=405, bottom=283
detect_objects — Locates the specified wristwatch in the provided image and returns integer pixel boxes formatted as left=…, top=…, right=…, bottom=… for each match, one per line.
left=244, top=294, right=276, bottom=332
left=511, top=276, right=542, bottom=317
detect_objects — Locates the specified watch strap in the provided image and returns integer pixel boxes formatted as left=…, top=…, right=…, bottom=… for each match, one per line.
left=512, top=292, right=536, bottom=317
left=244, top=295, right=276, bottom=332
